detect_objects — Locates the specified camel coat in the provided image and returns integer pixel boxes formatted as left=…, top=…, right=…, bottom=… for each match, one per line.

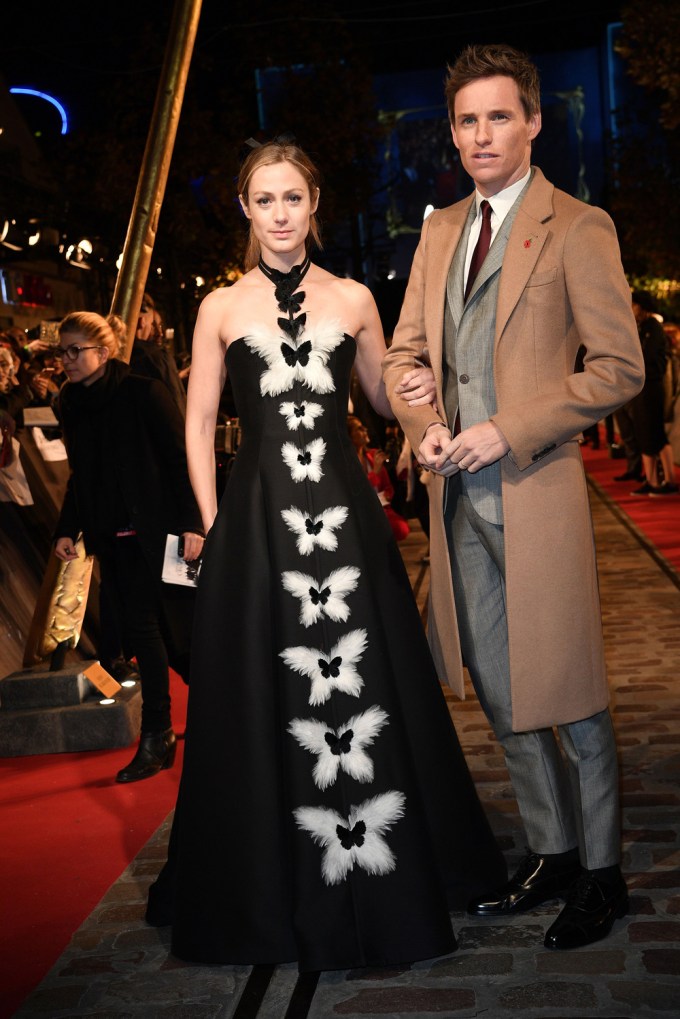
left=383, top=168, right=644, bottom=732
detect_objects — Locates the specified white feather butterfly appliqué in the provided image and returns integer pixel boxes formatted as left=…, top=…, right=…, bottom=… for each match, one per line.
left=281, top=505, right=348, bottom=556
left=279, top=401, right=324, bottom=432
left=281, top=437, right=326, bottom=483
left=288, top=705, right=389, bottom=789
left=294, top=791, right=406, bottom=885
left=244, top=320, right=345, bottom=397
left=281, top=566, right=360, bottom=627
left=279, top=628, right=367, bottom=705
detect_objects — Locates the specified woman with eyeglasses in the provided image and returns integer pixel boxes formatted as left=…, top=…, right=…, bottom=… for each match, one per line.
left=53, top=311, right=204, bottom=782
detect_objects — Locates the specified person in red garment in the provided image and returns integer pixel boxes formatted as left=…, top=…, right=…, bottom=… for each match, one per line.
left=347, top=413, right=410, bottom=541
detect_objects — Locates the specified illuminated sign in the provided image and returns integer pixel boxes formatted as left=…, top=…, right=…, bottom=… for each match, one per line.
left=9, top=88, right=69, bottom=135
left=1, top=269, right=53, bottom=307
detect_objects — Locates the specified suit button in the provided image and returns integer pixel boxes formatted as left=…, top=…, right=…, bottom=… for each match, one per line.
left=459, top=374, right=470, bottom=384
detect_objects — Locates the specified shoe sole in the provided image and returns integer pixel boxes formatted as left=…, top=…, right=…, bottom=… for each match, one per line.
left=467, top=887, right=575, bottom=916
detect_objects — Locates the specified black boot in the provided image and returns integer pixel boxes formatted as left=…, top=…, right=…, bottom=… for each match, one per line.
left=116, top=728, right=177, bottom=783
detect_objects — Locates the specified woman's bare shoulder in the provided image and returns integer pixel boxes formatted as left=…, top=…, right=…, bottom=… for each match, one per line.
left=195, top=273, right=266, bottom=342
left=319, top=273, right=373, bottom=308
left=200, top=272, right=257, bottom=309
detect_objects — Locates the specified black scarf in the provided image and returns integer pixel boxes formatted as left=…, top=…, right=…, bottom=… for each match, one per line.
left=61, top=357, right=130, bottom=415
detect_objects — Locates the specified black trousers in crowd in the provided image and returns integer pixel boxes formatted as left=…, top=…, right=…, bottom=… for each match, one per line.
left=102, top=536, right=173, bottom=733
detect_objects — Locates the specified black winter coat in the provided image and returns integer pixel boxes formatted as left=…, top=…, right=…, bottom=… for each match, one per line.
left=130, top=340, right=187, bottom=418
left=55, top=359, right=202, bottom=581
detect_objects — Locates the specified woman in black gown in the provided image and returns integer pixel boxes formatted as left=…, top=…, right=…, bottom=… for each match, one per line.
left=147, top=139, right=506, bottom=970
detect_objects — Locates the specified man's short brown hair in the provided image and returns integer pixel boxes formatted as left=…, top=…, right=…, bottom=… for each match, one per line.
left=445, top=43, right=541, bottom=122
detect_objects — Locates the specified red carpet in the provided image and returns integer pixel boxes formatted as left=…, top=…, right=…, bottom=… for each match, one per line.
left=0, top=671, right=188, bottom=1019
left=580, top=435, right=680, bottom=578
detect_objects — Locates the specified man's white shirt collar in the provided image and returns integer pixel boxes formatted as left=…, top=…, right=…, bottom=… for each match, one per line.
left=475, top=168, right=532, bottom=232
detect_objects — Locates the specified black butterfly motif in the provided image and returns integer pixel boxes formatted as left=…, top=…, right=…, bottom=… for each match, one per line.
left=318, top=655, right=342, bottom=678
left=325, top=728, right=354, bottom=756
left=284, top=290, right=305, bottom=315
left=281, top=338, right=312, bottom=367
left=308, top=585, right=330, bottom=605
left=336, top=819, right=366, bottom=850
left=279, top=314, right=307, bottom=340
left=305, top=518, right=323, bottom=535
left=294, top=404, right=306, bottom=418
left=297, top=451, right=312, bottom=466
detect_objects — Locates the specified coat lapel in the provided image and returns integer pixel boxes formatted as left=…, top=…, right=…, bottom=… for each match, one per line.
left=425, top=196, right=473, bottom=391
left=496, top=168, right=554, bottom=341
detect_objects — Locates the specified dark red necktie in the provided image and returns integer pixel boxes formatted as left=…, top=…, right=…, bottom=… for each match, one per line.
left=464, top=199, right=493, bottom=301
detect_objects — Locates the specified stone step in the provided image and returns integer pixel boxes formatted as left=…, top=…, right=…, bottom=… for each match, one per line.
left=0, top=665, right=96, bottom=710
left=0, top=682, right=141, bottom=757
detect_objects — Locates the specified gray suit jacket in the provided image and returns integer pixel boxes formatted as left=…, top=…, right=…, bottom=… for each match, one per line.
left=442, top=185, right=528, bottom=523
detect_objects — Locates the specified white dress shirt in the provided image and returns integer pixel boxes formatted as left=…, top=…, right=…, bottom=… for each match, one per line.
left=464, top=169, right=532, bottom=288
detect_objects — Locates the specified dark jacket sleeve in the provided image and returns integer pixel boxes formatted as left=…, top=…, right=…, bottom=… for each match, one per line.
left=53, top=475, right=80, bottom=543
left=135, top=379, right=203, bottom=536
left=131, top=341, right=187, bottom=417
left=53, top=398, right=80, bottom=543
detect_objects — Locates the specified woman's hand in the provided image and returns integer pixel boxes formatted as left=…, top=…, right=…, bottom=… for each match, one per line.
left=395, top=366, right=437, bottom=408
left=54, top=537, right=79, bottom=562
left=181, top=531, right=205, bottom=562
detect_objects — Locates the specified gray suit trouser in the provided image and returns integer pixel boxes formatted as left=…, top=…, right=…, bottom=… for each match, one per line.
left=444, top=475, right=621, bottom=869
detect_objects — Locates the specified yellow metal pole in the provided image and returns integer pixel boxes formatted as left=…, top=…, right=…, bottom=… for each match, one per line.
left=111, top=0, right=203, bottom=360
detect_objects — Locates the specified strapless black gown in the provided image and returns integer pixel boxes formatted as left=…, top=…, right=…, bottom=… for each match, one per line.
left=147, top=315, right=505, bottom=971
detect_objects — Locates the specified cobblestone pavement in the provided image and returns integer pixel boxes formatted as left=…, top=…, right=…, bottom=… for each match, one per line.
left=14, top=483, right=680, bottom=1018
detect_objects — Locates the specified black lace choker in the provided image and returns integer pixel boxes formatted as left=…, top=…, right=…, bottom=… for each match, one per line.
left=259, top=255, right=311, bottom=339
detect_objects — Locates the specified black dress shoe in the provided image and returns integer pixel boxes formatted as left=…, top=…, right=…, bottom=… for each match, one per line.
left=467, top=851, right=582, bottom=916
left=544, top=872, right=628, bottom=949
left=116, top=728, right=177, bottom=783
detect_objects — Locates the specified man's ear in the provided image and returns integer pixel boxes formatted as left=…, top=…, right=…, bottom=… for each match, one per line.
left=450, top=121, right=460, bottom=152
left=238, top=194, right=251, bottom=220
left=528, top=111, right=541, bottom=142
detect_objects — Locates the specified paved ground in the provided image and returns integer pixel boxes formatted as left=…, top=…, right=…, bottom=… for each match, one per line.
left=14, top=480, right=680, bottom=1018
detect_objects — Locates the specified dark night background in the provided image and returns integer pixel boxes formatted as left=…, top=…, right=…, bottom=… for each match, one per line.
left=1, top=0, right=678, bottom=337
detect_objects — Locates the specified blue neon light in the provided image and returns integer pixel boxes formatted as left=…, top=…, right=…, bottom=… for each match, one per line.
left=9, top=88, right=68, bottom=134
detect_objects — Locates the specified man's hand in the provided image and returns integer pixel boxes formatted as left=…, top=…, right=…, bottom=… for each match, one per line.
left=417, top=423, right=454, bottom=474
left=434, top=420, right=509, bottom=474
left=418, top=420, right=509, bottom=476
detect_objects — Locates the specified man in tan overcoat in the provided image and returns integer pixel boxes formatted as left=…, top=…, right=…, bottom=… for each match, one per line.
left=382, top=43, right=644, bottom=951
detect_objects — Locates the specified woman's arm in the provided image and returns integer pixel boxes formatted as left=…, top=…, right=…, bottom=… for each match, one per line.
left=185, top=292, right=228, bottom=533
left=351, top=283, right=393, bottom=418
left=350, top=282, right=436, bottom=418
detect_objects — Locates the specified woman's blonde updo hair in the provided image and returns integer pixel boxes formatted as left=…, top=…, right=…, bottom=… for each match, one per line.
left=238, top=139, right=322, bottom=272
left=59, top=311, right=127, bottom=359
